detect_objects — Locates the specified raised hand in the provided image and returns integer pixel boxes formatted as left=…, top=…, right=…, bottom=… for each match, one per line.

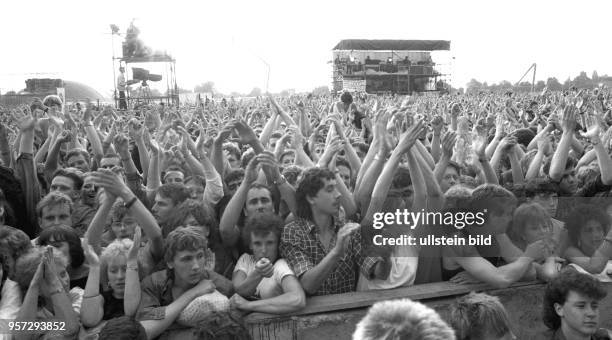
left=234, top=119, right=258, bottom=145
left=81, top=238, right=100, bottom=267
left=431, top=115, right=444, bottom=135
left=396, top=119, right=426, bottom=154
left=113, top=133, right=130, bottom=156
left=244, top=156, right=261, bottom=185
left=441, top=131, right=457, bottom=157
left=254, top=257, right=274, bottom=278
left=333, top=223, right=360, bottom=257
left=560, top=105, right=577, bottom=133
left=127, top=227, right=142, bottom=263
left=90, top=168, right=129, bottom=198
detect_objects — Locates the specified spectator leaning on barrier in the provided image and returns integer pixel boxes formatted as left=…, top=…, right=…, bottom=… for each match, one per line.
left=280, top=167, right=390, bottom=296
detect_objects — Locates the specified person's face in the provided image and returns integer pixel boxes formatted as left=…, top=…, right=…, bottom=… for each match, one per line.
left=337, top=165, right=351, bottom=189
left=281, top=152, right=295, bottom=167
left=313, top=144, right=325, bottom=159
left=107, top=256, right=127, bottom=295
left=169, top=249, right=206, bottom=286
left=51, top=176, right=76, bottom=195
left=226, top=177, right=244, bottom=196
left=251, top=232, right=279, bottom=262
left=164, top=171, right=184, bottom=184
left=185, top=181, right=204, bottom=200
left=100, top=157, right=121, bottom=170
left=555, top=291, right=600, bottom=337
left=440, top=167, right=459, bottom=192
left=81, top=176, right=98, bottom=206
left=152, top=194, right=175, bottom=224
left=530, top=193, right=558, bottom=217
left=66, top=154, right=90, bottom=173
left=523, top=219, right=553, bottom=244
left=559, top=171, right=578, bottom=194
left=309, top=178, right=341, bottom=216
left=244, top=188, right=273, bottom=217
left=269, top=137, right=279, bottom=150
left=225, top=151, right=240, bottom=169
left=112, top=215, right=137, bottom=240
left=579, top=219, right=605, bottom=255
left=40, top=203, right=72, bottom=229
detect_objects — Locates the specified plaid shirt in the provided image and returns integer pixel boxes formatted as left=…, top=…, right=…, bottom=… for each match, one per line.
left=280, top=217, right=382, bottom=296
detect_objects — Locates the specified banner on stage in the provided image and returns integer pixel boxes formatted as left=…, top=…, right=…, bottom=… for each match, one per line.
left=342, top=79, right=366, bottom=93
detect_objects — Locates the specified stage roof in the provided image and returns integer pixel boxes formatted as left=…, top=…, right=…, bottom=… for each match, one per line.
left=333, top=39, right=450, bottom=51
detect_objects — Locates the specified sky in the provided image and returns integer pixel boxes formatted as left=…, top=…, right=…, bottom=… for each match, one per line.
left=1, top=0, right=611, bottom=97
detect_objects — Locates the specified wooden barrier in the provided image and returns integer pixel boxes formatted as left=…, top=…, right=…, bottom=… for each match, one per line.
left=245, top=281, right=612, bottom=340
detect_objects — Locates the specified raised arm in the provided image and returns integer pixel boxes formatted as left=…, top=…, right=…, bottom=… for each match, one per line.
left=219, top=156, right=259, bottom=247
left=549, top=106, right=576, bottom=181
left=80, top=240, right=104, bottom=328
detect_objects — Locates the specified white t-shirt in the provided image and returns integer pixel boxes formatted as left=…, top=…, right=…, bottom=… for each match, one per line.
left=356, top=245, right=418, bottom=291
left=233, top=254, right=294, bottom=299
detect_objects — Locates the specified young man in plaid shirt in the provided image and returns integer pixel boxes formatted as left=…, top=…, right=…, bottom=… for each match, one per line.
left=280, top=167, right=390, bottom=296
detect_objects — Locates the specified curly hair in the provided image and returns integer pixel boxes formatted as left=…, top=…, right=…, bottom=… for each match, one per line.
left=162, top=199, right=219, bottom=241
left=565, top=204, right=611, bottom=249
left=353, top=298, right=455, bottom=340
left=14, top=247, right=68, bottom=294
left=449, top=292, right=512, bottom=340
left=295, top=167, right=336, bottom=220
left=242, top=213, right=284, bottom=248
left=0, top=225, right=32, bottom=282
left=282, top=165, right=303, bottom=187
left=37, top=225, right=85, bottom=269
left=156, top=183, right=191, bottom=206
left=42, top=94, right=63, bottom=109
left=100, top=239, right=133, bottom=291
left=36, top=192, right=74, bottom=221
left=543, top=268, right=607, bottom=330
left=164, top=226, right=207, bottom=266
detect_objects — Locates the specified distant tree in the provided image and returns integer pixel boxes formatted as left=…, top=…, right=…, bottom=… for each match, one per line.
left=546, top=77, right=563, bottom=91
left=248, top=87, right=262, bottom=97
left=279, top=89, right=295, bottom=97
left=498, top=80, right=513, bottom=90
left=534, top=80, right=546, bottom=92
left=312, top=86, right=330, bottom=96
left=466, top=79, right=482, bottom=93
left=194, top=81, right=215, bottom=93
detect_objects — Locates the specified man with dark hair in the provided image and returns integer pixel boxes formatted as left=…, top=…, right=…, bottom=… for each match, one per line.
left=152, top=183, right=190, bottom=227
left=65, top=149, right=91, bottom=173
left=280, top=167, right=389, bottom=296
left=542, top=269, right=611, bottom=339
left=49, top=168, right=94, bottom=236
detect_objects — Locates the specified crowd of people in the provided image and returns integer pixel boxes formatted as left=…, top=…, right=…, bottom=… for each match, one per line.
left=0, top=86, right=611, bottom=339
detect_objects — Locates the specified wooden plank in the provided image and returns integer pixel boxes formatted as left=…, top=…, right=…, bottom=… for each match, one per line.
left=246, top=281, right=541, bottom=322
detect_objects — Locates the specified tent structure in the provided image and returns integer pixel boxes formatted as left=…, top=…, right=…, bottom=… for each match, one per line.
left=333, top=39, right=450, bottom=51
